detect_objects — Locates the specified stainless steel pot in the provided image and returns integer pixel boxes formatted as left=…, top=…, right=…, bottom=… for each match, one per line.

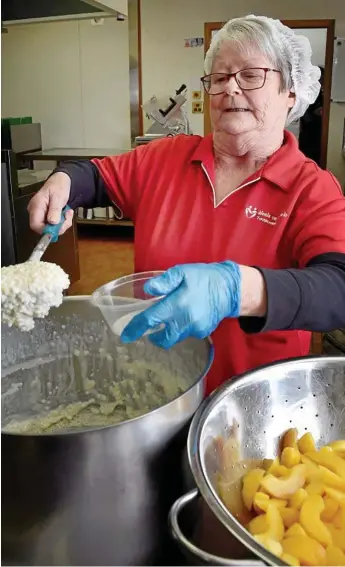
left=169, top=356, right=345, bottom=566
left=1, top=297, right=213, bottom=566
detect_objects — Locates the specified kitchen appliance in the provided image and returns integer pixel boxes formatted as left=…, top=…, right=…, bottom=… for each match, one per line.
left=1, top=297, right=213, bottom=566
left=1, top=121, right=42, bottom=155
left=135, top=84, right=191, bottom=145
left=169, top=356, right=345, bottom=565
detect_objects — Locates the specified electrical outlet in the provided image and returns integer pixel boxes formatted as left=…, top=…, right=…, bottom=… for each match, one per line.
left=192, top=90, right=201, bottom=100
left=192, top=101, right=204, bottom=114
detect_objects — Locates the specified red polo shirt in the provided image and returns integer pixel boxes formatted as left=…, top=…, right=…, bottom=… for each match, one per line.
left=92, top=131, right=345, bottom=395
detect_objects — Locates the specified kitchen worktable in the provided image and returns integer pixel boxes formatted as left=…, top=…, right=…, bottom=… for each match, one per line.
left=22, top=147, right=131, bottom=162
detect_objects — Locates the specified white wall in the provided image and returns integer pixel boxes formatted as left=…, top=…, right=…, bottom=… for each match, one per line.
left=295, top=28, right=326, bottom=68
left=1, top=17, right=131, bottom=150
left=140, top=0, right=345, bottom=182
left=2, top=1, right=344, bottom=181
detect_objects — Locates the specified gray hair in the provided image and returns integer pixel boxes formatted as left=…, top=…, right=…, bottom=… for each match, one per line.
left=205, top=17, right=292, bottom=91
left=204, top=15, right=321, bottom=124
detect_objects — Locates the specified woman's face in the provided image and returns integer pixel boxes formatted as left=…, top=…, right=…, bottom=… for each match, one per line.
left=209, top=42, right=295, bottom=138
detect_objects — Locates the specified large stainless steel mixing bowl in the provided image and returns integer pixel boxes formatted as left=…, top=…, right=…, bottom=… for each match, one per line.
left=1, top=297, right=213, bottom=566
left=169, top=356, right=345, bottom=566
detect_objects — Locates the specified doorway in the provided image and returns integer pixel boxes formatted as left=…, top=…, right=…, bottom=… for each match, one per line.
left=203, top=19, right=335, bottom=170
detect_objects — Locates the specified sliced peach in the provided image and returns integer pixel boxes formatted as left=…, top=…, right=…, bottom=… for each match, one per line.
left=282, top=428, right=299, bottom=451
left=321, top=496, right=339, bottom=522
left=218, top=479, right=253, bottom=524
left=254, top=534, right=283, bottom=557
left=265, top=457, right=281, bottom=476
left=333, top=506, right=345, bottom=529
left=242, top=468, right=266, bottom=511
left=318, top=465, right=345, bottom=491
left=299, top=494, right=332, bottom=546
left=280, top=507, right=300, bottom=529
left=260, top=464, right=306, bottom=499
left=324, top=486, right=345, bottom=507
left=289, top=488, right=308, bottom=510
left=281, top=553, right=300, bottom=566
left=302, top=458, right=345, bottom=491
left=285, top=523, right=307, bottom=538
left=247, top=514, right=268, bottom=536
left=297, top=432, right=316, bottom=454
left=281, top=447, right=301, bottom=468
left=325, top=523, right=345, bottom=552
left=253, top=492, right=287, bottom=514
left=253, top=491, right=270, bottom=514
left=301, top=454, right=320, bottom=481
left=328, top=440, right=345, bottom=453
left=249, top=503, right=285, bottom=542
left=305, top=480, right=325, bottom=496
left=266, top=503, right=285, bottom=541
left=277, top=465, right=291, bottom=477
left=306, top=448, right=345, bottom=479
left=325, top=544, right=345, bottom=566
left=281, top=535, right=327, bottom=566
left=268, top=498, right=288, bottom=509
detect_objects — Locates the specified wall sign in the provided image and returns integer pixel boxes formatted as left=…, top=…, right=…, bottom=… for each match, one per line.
left=184, top=37, right=204, bottom=48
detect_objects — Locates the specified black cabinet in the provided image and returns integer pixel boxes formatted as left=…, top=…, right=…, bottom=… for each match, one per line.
left=1, top=150, right=80, bottom=284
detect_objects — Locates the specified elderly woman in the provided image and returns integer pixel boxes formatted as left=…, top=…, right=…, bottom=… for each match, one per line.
left=29, top=15, right=345, bottom=395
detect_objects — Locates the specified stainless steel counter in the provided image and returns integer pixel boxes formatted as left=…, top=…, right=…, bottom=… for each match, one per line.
left=22, top=147, right=131, bottom=161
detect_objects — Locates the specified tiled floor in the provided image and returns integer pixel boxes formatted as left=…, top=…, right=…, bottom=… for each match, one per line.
left=69, top=227, right=134, bottom=296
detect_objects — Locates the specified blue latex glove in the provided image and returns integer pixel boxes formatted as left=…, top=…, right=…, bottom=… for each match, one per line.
left=121, top=261, right=241, bottom=349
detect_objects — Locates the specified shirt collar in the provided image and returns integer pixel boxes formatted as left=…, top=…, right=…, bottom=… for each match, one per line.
left=191, top=130, right=306, bottom=193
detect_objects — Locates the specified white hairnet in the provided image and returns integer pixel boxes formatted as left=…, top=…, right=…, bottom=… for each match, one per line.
left=204, top=15, right=321, bottom=125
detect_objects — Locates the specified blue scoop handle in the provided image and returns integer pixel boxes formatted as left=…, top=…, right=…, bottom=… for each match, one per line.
left=42, top=205, right=71, bottom=243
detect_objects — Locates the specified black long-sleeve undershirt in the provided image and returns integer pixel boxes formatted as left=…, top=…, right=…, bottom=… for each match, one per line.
left=52, top=160, right=345, bottom=334
left=57, top=160, right=111, bottom=209
left=239, top=253, right=345, bottom=333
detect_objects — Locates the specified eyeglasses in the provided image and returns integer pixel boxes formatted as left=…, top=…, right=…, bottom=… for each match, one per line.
left=201, top=68, right=280, bottom=95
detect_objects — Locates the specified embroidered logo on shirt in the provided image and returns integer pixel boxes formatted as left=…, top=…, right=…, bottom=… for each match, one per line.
left=245, top=206, right=258, bottom=219
left=245, top=206, right=288, bottom=226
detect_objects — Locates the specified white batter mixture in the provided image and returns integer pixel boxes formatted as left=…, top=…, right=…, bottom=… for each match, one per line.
left=1, top=261, right=70, bottom=331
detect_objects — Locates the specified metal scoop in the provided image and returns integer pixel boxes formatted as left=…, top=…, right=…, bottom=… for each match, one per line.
left=28, top=206, right=71, bottom=262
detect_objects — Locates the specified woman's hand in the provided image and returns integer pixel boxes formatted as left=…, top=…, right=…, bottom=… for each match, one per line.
left=121, top=262, right=267, bottom=348
left=28, top=172, right=73, bottom=235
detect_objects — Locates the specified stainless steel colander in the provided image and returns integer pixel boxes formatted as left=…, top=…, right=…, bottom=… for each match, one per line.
left=170, top=356, right=345, bottom=566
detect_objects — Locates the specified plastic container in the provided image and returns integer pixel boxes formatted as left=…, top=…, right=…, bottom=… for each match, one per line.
left=91, top=271, right=165, bottom=336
